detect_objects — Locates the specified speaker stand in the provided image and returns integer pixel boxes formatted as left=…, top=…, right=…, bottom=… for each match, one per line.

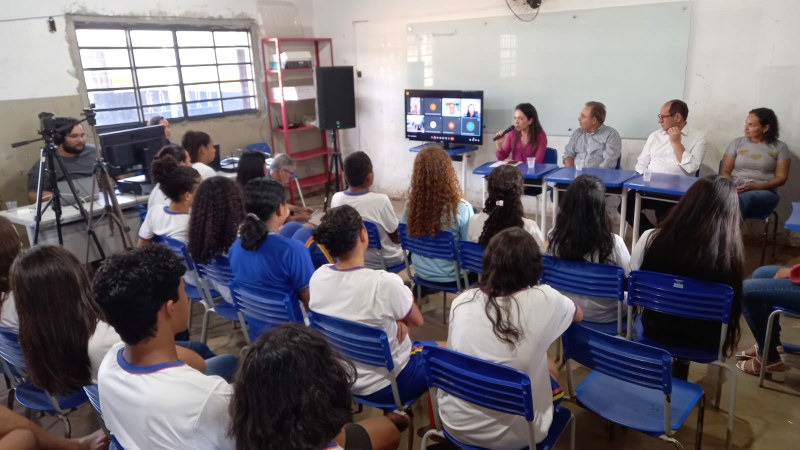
left=323, top=129, right=345, bottom=212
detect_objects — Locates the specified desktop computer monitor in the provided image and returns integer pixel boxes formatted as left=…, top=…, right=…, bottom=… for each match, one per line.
left=99, top=125, right=167, bottom=183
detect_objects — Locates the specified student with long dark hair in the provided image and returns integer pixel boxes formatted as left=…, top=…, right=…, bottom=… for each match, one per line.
left=229, top=323, right=404, bottom=450
left=147, top=143, right=192, bottom=210
left=494, top=103, right=547, bottom=163
left=182, top=130, right=217, bottom=179
left=139, top=155, right=201, bottom=245
left=228, top=178, right=315, bottom=310
left=188, top=177, right=245, bottom=265
left=547, top=174, right=630, bottom=322
left=468, top=164, right=544, bottom=249
left=630, top=175, right=744, bottom=377
left=311, top=205, right=427, bottom=405
left=440, top=228, right=581, bottom=449
left=0, top=217, right=21, bottom=328
left=235, top=150, right=267, bottom=189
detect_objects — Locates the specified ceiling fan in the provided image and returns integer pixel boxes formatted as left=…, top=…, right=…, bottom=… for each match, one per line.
left=505, top=0, right=542, bottom=22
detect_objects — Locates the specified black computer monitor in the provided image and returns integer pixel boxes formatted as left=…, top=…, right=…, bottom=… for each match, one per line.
left=99, top=125, right=167, bottom=182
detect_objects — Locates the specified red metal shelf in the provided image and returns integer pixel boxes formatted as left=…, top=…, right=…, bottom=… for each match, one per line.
left=266, top=68, right=313, bottom=74
left=271, top=125, right=318, bottom=134
left=268, top=98, right=315, bottom=105
left=292, top=146, right=329, bottom=161
left=297, top=173, right=329, bottom=188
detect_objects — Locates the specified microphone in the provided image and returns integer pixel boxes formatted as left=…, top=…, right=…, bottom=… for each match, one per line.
left=493, top=125, right=515, bottom=141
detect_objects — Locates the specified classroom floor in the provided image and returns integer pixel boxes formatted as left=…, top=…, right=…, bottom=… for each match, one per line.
left=3, top=194, right=798, bottom=450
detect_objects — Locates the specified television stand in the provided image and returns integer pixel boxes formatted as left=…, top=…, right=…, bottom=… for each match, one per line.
left=408, top=142, right=479, bottom=193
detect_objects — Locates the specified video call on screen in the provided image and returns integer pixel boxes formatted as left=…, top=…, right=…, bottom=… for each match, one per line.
left=406, top=97, right=482, bottom=138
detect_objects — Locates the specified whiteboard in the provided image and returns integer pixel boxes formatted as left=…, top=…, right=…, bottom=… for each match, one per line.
left=406, top=2, right=692, bottom=139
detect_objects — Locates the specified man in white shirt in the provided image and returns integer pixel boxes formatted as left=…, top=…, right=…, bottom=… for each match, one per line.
left=331, top=151, right=403, bottom=269
left=626, top=99, right=708, bottom=231
left=93, top=246, right=234, bottom=450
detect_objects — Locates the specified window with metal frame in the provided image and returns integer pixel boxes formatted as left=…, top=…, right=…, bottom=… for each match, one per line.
left=75, top=26, right=257, bottom=127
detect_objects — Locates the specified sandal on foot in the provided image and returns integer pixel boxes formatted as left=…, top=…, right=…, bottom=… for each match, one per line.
left=736, top=357, right=785, bottom=377
left=735, top=344, right=759, bottom=360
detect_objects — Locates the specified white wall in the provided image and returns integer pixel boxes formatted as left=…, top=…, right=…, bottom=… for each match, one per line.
left=312, top=0, right=800, bottom=245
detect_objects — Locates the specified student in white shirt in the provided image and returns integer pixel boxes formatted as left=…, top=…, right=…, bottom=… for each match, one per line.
left=93, top=246, right=235, bottom=450
left=182, top=130, right=217, bottom=180
left=441, top=228, right=582, bottom=449
left=467, top=164, right=544, bottom=250
left=331, top=151, right=403, bottom=269
left=0, top=217, right=22, bottom=329
left=138, top=155, right=201, bottom=245
left=626, top=99, right=708, bottom=231
left=230, top=323, right=405, bottom=450
left=310, top=205, right=428, bottom=406
left=547, top=174, right=630, bottom=323
left=147, top=144, right=192, bottom=210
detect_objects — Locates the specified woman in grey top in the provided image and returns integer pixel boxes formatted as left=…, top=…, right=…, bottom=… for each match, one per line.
left=721, top=107, right=791, bottom=217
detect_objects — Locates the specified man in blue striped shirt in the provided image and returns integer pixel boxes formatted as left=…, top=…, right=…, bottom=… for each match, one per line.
left=562, top=101, right=622, bottom=169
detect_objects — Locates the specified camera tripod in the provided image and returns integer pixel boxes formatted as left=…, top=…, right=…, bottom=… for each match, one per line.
left=323, top=129, right=346, bottom=212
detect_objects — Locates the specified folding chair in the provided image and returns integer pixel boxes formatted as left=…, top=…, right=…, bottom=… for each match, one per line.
left=760, top=305, right=800, bottom=386
left=563, top=323, right=705, bottom=450
left=229, top=280, right=304, bottom=342
left=363, top=220, right=406, bottom=273
left=421, top=345, right=575, bottom=450
left=154, top=235, right=241, bottom=343
left=541, top=255, right=626, bottom=336
left=83, top=384, right=125, bottom=450
left=456, top=240, right=483, bottom=288
left=196, top=255, right=250, bottom=343
left=398, top=223, right=462, bottom=323
left=308, top=311, right=417, bottom=450
left=0, top=327, right=87, bottom=438
left=626, top=270, right=736, bottom=450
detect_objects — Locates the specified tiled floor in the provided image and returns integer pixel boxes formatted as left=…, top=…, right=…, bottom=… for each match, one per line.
left=3, top=194, right=798, bottom=449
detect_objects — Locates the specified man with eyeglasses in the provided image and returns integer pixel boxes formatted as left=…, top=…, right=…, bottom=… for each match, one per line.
left=26, top=117, right=97, bottom=203
left=625, top=99, right=708, bottom=231
left=267, top=153, right=314, bottom=223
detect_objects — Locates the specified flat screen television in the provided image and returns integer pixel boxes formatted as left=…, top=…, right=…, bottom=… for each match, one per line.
left=405, top=89, right=484, bottom=148
left=99, top=125, right=167, bottom=182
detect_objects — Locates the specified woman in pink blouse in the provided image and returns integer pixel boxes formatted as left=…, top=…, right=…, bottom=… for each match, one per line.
left=495, top=103, right=548, bottom=163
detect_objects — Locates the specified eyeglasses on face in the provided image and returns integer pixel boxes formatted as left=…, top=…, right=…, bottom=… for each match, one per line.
left=657, top=113, right=676, bottom=120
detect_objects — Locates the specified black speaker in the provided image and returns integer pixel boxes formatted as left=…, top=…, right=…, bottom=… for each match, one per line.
left=315, top=66, right=356, bottom=130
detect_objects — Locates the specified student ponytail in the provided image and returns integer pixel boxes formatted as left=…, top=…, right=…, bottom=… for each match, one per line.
left=150, top=155, right=200, bottom=203
left=239, top=178, right=286, bottom=251
left=478, top=165, right=525, bottom=248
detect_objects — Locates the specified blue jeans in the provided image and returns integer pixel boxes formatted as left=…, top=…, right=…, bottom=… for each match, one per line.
left=741, top=265, right=800, bottom=362
left=739, top=189, right=778, bottom=218
left=176, top=340, right=238, bottom=382
left=279, top=221, right=312, bottom=240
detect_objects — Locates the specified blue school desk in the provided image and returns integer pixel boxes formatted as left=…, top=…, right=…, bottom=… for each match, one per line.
left=623, top=173, right=699, bottom=247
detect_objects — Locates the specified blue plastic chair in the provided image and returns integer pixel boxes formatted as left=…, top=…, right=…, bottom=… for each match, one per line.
left=626, top=270, right=736, bottom=449
left=244, top=142, right=271, bottom=155
left=83, top=384, right=125, bottom=450
left=541, top=255, right=626, bottom=336
left=154, top=235, right=240, bottom=343
left=544, top=147, right=558, bottom=164
left=196, top=255, right=250, bottom=343
left=398, top=223, right=463, bottom=323
left=308, top=311, right=417, bottom=449
left=0, top=327, right=87, bottom=438
left=363, top=220, right=406, bottom=273
left=420, top=345, right=575, bottom=450
left=760, top=305, right=800, bottom=386
left=563, top=324, right=705, bottom=450
left=456, top=240, right=483, bottom=287
left=229, top=280, right=304, bottom=342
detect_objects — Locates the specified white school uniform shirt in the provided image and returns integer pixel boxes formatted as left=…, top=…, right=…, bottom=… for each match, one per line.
left=466, top=212, right=545, bottom=251
left=192, top=162, right=217, bottom=180
left=629, top=228, right=657, bottom=272
left=439, top=285, right=575, bottom=449
left=87, top=321, right=122, bottom=383
left=550, top=234, right=630, bottom=323
left=138, top=206, right=191, bottom=243
left=147, top=184, right=169, bottom=210
left=309, top=265, right=414, bottom=395
left=331, top=191, right=403, bottom=268
left=98, top=342, right=234, bottom=450
left=634, top=126, right=707, bottom=176
left=0, top=292, right=18, bottom=329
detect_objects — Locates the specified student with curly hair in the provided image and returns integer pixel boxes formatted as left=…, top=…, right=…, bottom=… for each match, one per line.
left=228, top=178, right=315, bottom=310
left=188, top=177, right=245, bottom=265
left=630, top=175, right=744, bottom=378
left=442, top=228, right=581, bottom=449
left=93, top=246, right=235, bottom=449
left=235, top=150, right=267, bottom=189
left=402, top=146, right=473, bottom=283
left=147, top=143, right=192, bottom=210
left=311, top=205, right=427, bottom=405
left=139, top=155, right=201, bottom=245
left=0, top=217, right=21, bottom=328
left=468, top=164, right=544, bottom=249
left=182, top=130, right=217, bottom=179
left=547, top=174, right=630, bottom=323
left=229, top=323, right=405, bottom=450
